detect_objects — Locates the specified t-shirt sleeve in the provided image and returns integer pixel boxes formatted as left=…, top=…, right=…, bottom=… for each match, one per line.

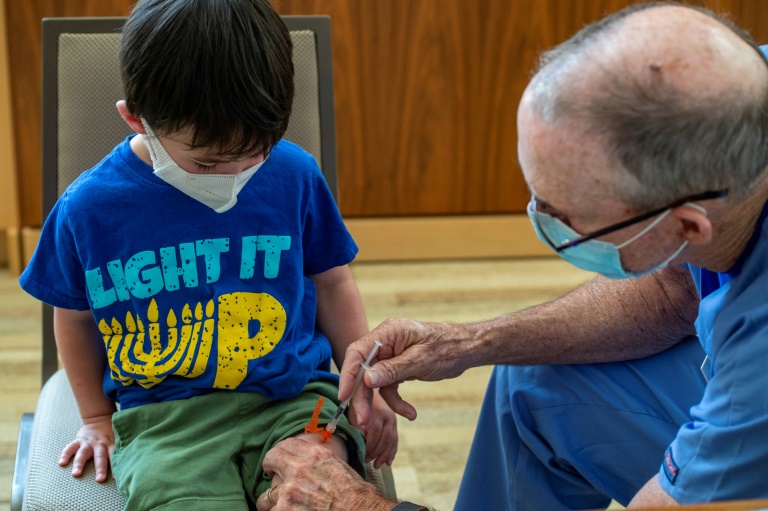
left=659, top=295, right=768, bottom=502
left=18, top=195, right=90, bottom=311
left=301, top=156, right=358, bottom=276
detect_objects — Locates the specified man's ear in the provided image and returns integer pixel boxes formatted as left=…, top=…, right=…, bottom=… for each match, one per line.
left=116, top=100, right=146, bottom=134
left=673, top=204, right=713, bottom=246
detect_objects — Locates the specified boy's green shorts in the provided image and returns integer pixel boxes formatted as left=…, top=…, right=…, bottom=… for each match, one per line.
left=110, top=381, right=366, bottom=511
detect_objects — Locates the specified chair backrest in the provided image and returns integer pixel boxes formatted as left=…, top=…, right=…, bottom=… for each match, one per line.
left=39, top=16, right=338, bottom=384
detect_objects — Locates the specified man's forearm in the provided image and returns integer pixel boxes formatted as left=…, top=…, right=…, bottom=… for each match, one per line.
left=465, top=265, right=699, bottom=366
left=628, top=476, right=679, bottom=508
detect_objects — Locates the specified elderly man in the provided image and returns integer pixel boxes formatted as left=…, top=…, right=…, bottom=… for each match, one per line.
left=256, top=2, right=768, bottom=510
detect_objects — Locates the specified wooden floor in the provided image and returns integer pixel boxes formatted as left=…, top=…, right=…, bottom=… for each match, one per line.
left=0, top=258, right=595, bottom=510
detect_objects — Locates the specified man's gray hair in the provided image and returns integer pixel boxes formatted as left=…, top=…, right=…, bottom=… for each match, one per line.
left=530, top=1, right=768, bottom=210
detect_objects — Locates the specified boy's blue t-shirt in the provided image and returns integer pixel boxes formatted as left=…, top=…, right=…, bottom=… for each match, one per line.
left=662, top=200, right=768, bottom=501
left=19, top=136, right=358, bottom=409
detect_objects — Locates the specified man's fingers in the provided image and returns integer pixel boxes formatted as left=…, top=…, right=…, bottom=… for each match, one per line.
left=339, top=338, right=376, bottom=401
left=378, top=383, right=417, bottom=420
left=363, top=419, right=385, bottom=463
left=261, top=449, right=285, bottom=481
left=372, top=417, right=398, bottom=469
left=267, top=436, right=314, bottom=457
left=255, top=487, right=275, bottom=511
left=364, top=354, right=421, bottom=390
left=349, top=385, right=374, bottom=427
left=340, top=318, right=413, bottom=399
left=262, top=437, right=315, bottom=480
left=379, top=420, right=399, bottom=469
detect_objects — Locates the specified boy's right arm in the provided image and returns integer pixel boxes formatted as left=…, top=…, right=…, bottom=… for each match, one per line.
left=54, top=307, right=117, bottom=483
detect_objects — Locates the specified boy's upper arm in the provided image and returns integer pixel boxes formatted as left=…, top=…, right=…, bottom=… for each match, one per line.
left=309, top=265, right=352, bottom=289
left=53, top=307, right=99, bottom=339
left=54, top=306, right=95, bottom=321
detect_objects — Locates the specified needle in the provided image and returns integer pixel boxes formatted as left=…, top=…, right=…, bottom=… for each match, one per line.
left=325, top=340, right=382, bottom=434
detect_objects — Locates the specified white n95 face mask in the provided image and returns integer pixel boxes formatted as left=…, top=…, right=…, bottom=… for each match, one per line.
left=140, top=119, right=266, bottom=213
left=527, top=201, right=706, bottom=279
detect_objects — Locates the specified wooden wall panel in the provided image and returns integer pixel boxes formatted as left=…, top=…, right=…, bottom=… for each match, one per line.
left=8, top=0, right=768, bottom=226
left=276, top=0, right=529, bottom=217
left=0, top=0, right=19, bottom=230
left=275, top=0, right=768, bottom=217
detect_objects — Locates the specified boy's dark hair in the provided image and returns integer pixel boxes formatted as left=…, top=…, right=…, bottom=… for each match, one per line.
left=120, top=0, right=294, bottom=158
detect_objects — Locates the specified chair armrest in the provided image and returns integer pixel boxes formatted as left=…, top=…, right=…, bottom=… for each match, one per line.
left=12, top=413, right=35, bottom=511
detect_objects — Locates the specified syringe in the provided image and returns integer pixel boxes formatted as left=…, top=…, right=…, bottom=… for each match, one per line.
left=326, top=340, right=382, bottom=434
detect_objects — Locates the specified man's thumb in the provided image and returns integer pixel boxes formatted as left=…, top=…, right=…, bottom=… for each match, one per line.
left=366, top=358, right=412, bottom=388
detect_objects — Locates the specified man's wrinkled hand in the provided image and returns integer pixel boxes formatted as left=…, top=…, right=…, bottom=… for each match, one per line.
left=257, top=437, right=394, bottom=511
left=339, top=318, right=473, bottom=424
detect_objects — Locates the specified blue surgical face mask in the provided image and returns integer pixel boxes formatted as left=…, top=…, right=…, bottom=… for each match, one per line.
left=527, top=201, right=706, bottom=279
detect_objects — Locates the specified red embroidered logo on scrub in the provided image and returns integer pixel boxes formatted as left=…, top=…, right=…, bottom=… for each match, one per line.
left=663, top=447, right=679, bottom=484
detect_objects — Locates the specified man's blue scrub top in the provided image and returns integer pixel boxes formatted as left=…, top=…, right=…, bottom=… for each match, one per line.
left=662, top=194, right=768, bottom=501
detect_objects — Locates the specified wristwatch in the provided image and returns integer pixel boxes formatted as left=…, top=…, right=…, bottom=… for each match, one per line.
left=390, top=502, right=429, bottom=511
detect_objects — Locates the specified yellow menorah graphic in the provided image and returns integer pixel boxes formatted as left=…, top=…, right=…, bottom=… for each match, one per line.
left=98, top=292, right=286, bottom=389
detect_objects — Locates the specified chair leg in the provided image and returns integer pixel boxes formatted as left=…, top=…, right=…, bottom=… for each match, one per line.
left=379, top=464, right=397, bottom=500
left=12, top=413, right=35, bottom=511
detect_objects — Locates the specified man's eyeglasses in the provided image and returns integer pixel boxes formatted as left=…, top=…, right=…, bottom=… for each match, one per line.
left=532, top=189, right=728, bottom=252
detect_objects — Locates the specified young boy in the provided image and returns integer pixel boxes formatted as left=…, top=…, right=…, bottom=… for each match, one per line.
left=19, top=0, right=397, bottom=509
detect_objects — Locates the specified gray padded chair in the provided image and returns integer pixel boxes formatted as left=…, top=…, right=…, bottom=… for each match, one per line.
left=12, top=16, right=396, bottom=511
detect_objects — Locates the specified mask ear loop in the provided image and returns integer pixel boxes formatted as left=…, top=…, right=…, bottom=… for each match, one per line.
left=528, top=199, right=561, bottom=250
left=616, top=202, right=708, bottom=249
left=616, top=209, right=672, bottom=249
left=623, top=202, right=710, bottom=268
left=139, top=118, right=174, bottom=169
left=683, top=203, right=708, bottom=215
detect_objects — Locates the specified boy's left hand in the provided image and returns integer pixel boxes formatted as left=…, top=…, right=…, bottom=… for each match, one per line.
left=349, top=390, right=398, bottom=468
